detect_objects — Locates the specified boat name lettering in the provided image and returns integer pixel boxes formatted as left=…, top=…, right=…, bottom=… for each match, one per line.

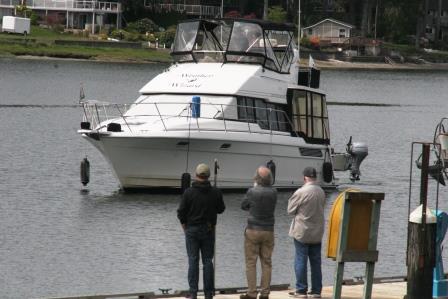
left=181, top=73, right=214, bottom=79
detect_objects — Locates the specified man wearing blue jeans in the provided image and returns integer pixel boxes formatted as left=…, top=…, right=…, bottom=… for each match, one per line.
left=287, top=167, right=326, bottom=298
left=177, top=164, right=225, bottom=299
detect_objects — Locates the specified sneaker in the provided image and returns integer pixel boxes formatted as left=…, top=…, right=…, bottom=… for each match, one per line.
left=307, top=293, right=321, bottom=298
left=288, top=291, right=307, bottom=298
left=240, top=294, right=256, bottom=299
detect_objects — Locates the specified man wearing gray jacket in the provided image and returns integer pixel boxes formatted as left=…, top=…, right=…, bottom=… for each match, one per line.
left=288, top=167, right=326, bottom=298
left=240, top=166, right=277, bottom=299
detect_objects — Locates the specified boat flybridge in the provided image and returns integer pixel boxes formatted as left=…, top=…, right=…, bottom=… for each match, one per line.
left=78, top=18, right=368, bottom=190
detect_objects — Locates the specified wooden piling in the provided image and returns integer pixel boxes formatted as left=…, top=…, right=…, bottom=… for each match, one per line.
left=406, top=222, right=436, bottom=299
left=406, top=143, right=436, bottom=299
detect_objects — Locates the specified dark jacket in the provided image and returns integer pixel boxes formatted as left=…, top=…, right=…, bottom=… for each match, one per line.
left=177, top=180, right=225, bottom=226
left=241, top=185, right=277, bottom=231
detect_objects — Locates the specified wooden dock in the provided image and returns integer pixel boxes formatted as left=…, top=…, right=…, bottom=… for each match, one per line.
left=47, top=282, right=406, bottom=299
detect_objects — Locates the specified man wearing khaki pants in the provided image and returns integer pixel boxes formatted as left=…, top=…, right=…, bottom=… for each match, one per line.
left=240, top=166, right=277, bottom=299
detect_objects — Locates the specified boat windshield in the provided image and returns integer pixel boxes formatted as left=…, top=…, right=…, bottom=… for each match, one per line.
left=171, top=19, right=296, bottom=74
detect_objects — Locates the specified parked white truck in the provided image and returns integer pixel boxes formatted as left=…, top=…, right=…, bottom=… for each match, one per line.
left=1, top=16, right=31, bottom=35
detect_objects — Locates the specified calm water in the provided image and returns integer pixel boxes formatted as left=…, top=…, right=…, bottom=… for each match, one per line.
left=1, top=58, right=448, bottom=298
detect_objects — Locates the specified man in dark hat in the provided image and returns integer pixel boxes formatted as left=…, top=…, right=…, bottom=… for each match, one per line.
left=177, top=163, right=225, bottom=299
left=287, top=167, right=326, bottom=298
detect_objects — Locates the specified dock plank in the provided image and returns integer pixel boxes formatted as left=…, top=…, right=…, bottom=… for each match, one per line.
left=45, top=282, right=406, bottom=299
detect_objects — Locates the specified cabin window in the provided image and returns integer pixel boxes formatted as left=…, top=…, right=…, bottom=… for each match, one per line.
left=277, top=108, right=288, bottom=132
left=254, top=99, right=269, bottom=129
left=267, top=103, right=279, bottom=131
left=265, top=29, right=294, bottom=73
left=237, top=97, right=289, bottom=132
left=173, top=21, right=199, bottom=52
left=289, top=89, right=330, bottom=144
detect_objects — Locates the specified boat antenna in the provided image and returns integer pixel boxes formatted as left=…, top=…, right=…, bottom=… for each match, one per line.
left=185, top=105, right=192, bottom=173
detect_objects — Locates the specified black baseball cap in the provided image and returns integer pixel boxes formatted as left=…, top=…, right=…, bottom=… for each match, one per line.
left=303, top=167, right=317, bottom=178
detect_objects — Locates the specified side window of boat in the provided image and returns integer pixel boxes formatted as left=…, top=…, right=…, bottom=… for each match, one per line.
left=245, top=98, right=255, bottom=122
left=255, top=99, right=269, bottom=129
left=276, top=105, right=288, bottom=132
left=291, top=90, right=307, bottom=134
left=237, top=97, right=255, bottom=123
left=290, top=89, right=330, bottom=144
left=266, top=103, right=279, bottom=131
left=237, top=97, right=248, bottom=121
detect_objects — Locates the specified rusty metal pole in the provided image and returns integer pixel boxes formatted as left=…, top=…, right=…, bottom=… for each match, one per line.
left=407, top=143, right=436, bottom=299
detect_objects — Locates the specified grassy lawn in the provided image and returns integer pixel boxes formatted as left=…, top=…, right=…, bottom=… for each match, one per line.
left=0, top=42, right=172, bottom=62
left=0, top=25, right=87, bottom=40
left=0, top=26, right=172, bottom=62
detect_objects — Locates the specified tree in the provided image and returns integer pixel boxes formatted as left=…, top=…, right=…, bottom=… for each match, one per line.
left=267, top=5, right=288, bottom=23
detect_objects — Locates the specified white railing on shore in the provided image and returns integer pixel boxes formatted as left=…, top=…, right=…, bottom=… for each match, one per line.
left=144, top=3, right=220, bottom=16
left=0, top=0, right=121, bottom=12
left=80, top=101, right=293, bottom=136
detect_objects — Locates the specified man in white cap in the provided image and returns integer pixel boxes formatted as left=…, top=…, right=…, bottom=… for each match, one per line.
left=287, top=167, right=326, bottom=298
left=177, top=163, right=225, bottom=299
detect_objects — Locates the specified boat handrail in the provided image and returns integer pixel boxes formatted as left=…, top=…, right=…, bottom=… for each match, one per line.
left=80, top=101, right=298, bottom=138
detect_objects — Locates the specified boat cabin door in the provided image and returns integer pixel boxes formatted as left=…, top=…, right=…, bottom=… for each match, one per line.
left=287, top=87, right=330, bottom=145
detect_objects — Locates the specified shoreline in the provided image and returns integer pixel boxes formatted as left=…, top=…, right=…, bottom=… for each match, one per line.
left=312, top=59, right=448, bottom=71
left=2, top=53, right=448, bottom=70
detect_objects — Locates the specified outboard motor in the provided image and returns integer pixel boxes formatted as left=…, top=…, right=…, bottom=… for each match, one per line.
left=332, top=136, right=368, bottom=181
left=347, top=141, right=368, bottom=181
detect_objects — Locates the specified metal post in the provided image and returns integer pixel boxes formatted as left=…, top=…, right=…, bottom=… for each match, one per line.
left=263, top=0, right=268, bottom=20
left=297, top=0, right=301, bottom=59
left=92, top=11, right=95, bottom=34
left=374, top=0, right=379, bottom=40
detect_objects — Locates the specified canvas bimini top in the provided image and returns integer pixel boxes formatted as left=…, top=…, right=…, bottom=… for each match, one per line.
left=171, top=18, right=297, bottom=74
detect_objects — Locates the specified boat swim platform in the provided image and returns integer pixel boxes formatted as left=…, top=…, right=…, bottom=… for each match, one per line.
left=46, top=279, right=407, bottom=299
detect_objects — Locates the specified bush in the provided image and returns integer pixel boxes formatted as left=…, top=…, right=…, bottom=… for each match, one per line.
left=309, top=36, right=320, bottom=49
left=52, top=24, right=65, bottom=33
left=300, top=36, right=311, bottom=48
left=267, top=6, right=287, bottom=23
left=110, top=29, right=126, bottom=40
left=110, top=29, right=143, bottom=41
left=30, top=12, right=39, bottom=26
left=126, top=18, right=159, bottom=34
left=155, top=25, right=176, bottom=47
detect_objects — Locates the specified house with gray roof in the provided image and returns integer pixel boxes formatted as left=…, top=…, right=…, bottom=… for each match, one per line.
left=302, top=18, right=354, bottom=45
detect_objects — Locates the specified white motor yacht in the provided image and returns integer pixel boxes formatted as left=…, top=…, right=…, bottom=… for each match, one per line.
left=78, top=18, right=367, bottom=190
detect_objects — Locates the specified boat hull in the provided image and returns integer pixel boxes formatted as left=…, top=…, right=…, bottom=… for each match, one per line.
left=82, top=132, right=335, bottom=190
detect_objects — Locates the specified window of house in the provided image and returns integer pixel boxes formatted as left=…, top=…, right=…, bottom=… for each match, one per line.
left=339, top=28, right=346, bottom=38
left=308, top=28, right=312, bottom=35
